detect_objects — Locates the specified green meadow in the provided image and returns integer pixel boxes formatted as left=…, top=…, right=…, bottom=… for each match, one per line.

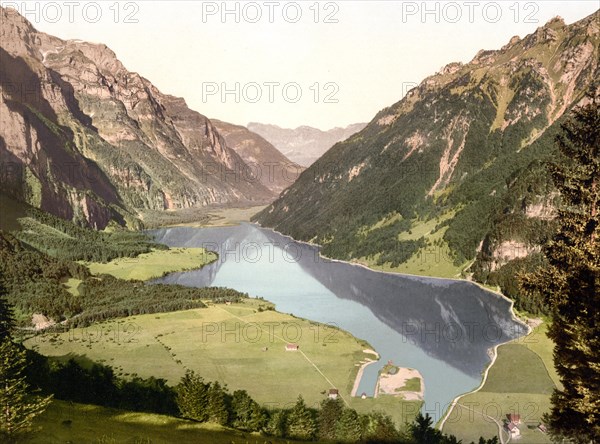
left=358, top=212, right=470, bottom=279
left=84, top=247, right=216, bottom=281
left=27, top=299, right=421, bottom=427
left=26, top=399, right=305, bottom=444
left=441, top=322, right=557, bottom=443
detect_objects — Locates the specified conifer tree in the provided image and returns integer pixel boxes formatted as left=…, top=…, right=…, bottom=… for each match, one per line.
left=318, top=397, right=343, bottom=440
left=364, top=411, right=400, bottom=442
left=175, top=370, right=209, bottom=422
left=248, top=401, right=268, bottom=432
left=336, top=407, right=362, bottom=442
left=0, top=335, right=52, bottom=441
left=265, top=409, right=287, bottom=438
left=231, top=389, right=265, bottom=431
left=206, top=381, right=229, bottom=425
left=410, top=412, right=442, bottom=444
left=520, top=89, right=600, bottom=442
left=0, top=280, right=15, bottom=342
left=287, top=395, right=317, bottom=440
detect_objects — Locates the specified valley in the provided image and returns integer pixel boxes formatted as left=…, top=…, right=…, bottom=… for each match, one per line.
left=1, top=3, right=598, bottom=443
left=1, top=192, right=423, bottom=441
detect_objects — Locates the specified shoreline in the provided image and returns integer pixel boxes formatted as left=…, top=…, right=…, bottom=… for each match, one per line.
left=437, top=295, right=533, bottom=430
left=377, top=366, right=425, bottom=401
left=251, top=222, right=533, bottom=425
left=144, top=205, right=268, bottom=229
left=256, top=222, right=531, bottom=320
left=151, top=219, right=531, bottom=424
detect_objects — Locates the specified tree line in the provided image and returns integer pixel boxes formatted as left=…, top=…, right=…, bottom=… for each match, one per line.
left=68, top=275, right=246, bottom=327
left=15, top=206, right=163, bottom=263
left=0, top=232, right=247, bottom=326
left=173, top=369, right=499, bottom=443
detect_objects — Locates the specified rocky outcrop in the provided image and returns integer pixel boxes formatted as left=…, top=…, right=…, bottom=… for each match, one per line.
left=0, top=7, right=275, bottom=228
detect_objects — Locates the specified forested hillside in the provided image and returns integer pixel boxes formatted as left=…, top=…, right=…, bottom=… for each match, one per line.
left=255, top=11, right=600, bottom=313
left=0, top=195, right=246, bottom=327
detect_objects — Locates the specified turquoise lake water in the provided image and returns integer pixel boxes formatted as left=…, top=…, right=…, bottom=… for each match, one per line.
left=151, top=223, right=527, bottom=422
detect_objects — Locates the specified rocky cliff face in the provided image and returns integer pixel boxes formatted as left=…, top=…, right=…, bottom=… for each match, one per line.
left=0, top=7, right=274, bottom=228
left=211, top=120, right=304, bottom=195
left=255, top=11, right=600, bottom=277
left=247, top=122, right=367, bottom=167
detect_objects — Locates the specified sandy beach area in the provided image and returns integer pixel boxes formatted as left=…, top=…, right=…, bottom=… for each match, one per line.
left=378, top=367, right=424, bottom=401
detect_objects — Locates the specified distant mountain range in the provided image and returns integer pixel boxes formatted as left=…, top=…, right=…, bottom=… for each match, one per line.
left=0, top=7, right=296, bottom=229
left=255, top=11, right=600, bottom=303
left=248, top=122, right=367, bottom=167
left=211, top=120, right=304, bottom=195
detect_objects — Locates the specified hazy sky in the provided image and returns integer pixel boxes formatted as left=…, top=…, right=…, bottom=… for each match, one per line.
left=5, top=1, right=599, bottom=129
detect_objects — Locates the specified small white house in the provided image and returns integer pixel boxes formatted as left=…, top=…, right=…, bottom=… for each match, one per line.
left=506, top=422, right=521, bottom=437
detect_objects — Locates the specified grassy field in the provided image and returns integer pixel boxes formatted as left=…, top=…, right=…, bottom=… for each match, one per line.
left=359, top=229, right=468, bottom=279
left=139, top=205, right=266, bottom=229
left=64, top=278, right=83, bottom=296
left=399, top=377, right=421, bottom=393
left=85, top=248, right=216, bottom=281
left=356, top=212, right=472, bottom=279
left=441, top=322, right=557, bottom=443
left=26, top=299, right=420, bottom=427
left=199, top=206, right=267, bottom=227
left=26, top=399, right=305, bottom=444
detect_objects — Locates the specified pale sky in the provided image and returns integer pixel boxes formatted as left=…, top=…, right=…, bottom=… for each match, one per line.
left=3, top=1, right=599, bottom=129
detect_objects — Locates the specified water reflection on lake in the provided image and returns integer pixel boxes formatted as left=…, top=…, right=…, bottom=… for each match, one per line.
left=151, top=223, right=527, bottom=421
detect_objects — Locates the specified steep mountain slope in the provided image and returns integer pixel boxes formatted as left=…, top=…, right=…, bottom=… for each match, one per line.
left=248, top=122, right=367, bottom=166
left=211, top=119, right=303, bottom=195
left=0, top=7, right=274, bottom=229
left=255, top=12, right=600, bottom=287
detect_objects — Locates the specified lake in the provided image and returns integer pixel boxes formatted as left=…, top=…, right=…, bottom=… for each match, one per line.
left=151, top=223, right=527, bottom=422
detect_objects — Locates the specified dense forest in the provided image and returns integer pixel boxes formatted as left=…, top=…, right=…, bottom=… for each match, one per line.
left=15, top=207, right=163, bottom=262
left=0, top=231, right=89, bottom=322
left=0, top=203, right=247, bottom=327
left=71, top=276, right=245, bottom=327
left=323, top=219, right=427, bottom=267
left=0, top=231, right=246, bottom=327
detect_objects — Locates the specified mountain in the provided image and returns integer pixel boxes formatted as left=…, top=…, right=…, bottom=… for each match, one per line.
left=0, top=7, right=275, bottom=229
left=247, top=122, right=367, bottom=167
left=254, top=11, right=600, bottom=309
left=210, top=120, right=304, bottom=195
